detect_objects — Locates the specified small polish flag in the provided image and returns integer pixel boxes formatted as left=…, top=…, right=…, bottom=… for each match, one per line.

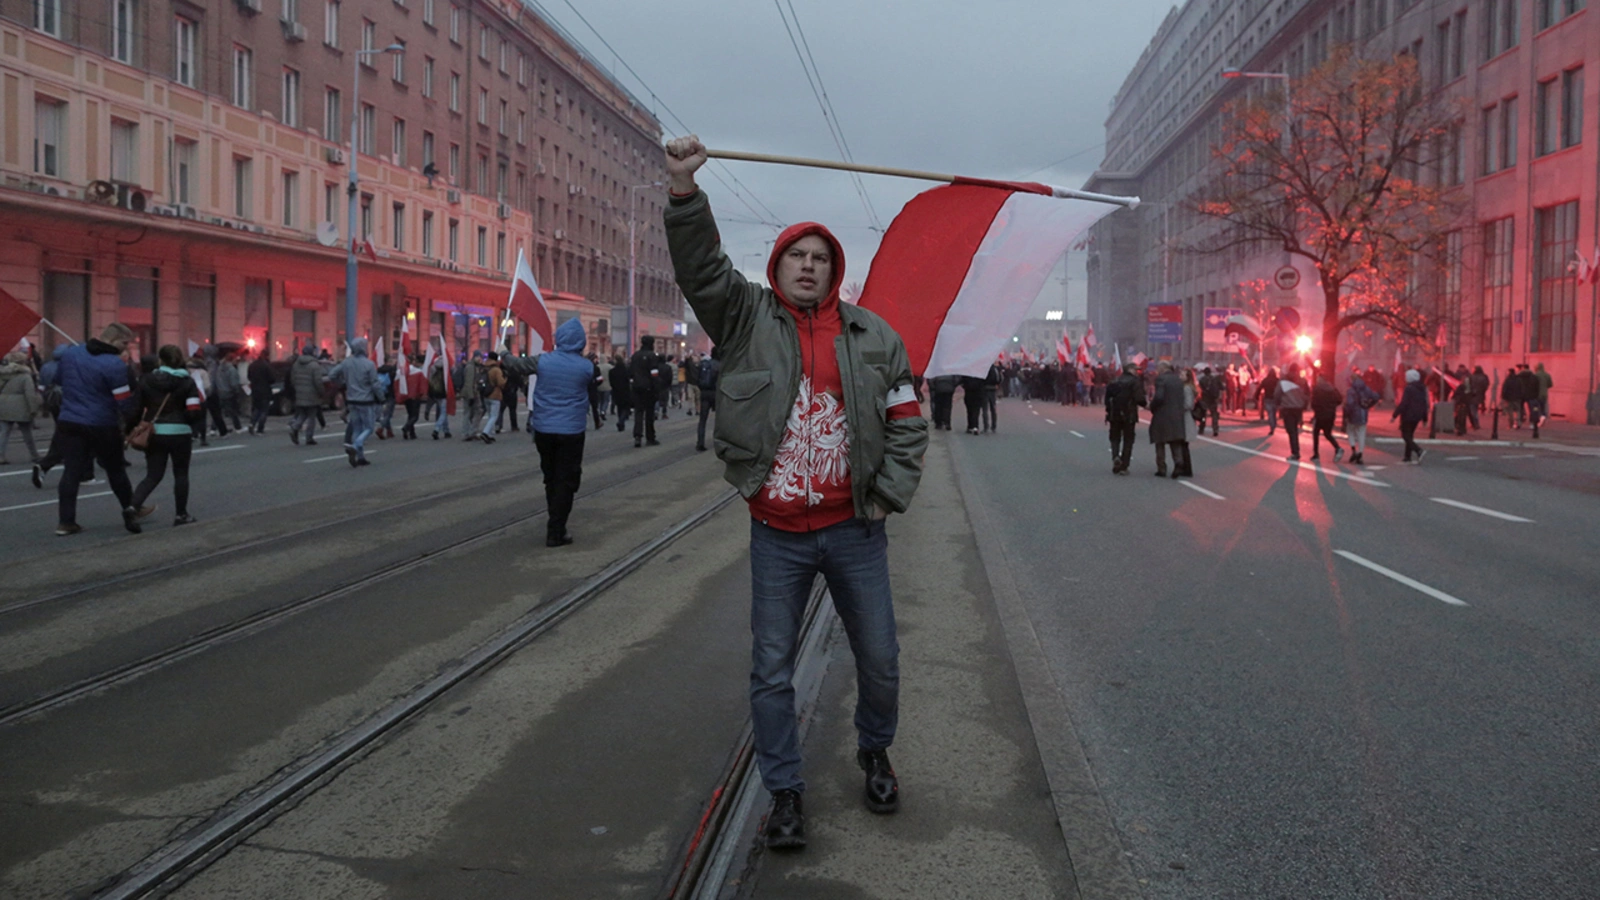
left=506, top=249, right=553, bottom=355
left=1082, top=323, right=1098, bottom=350
left=858, top=178, right=1118, bottom=378
left=1223, top=314, right=1264, bottom=345
left=1057, top=333, right=1072, bottom=365
left=1075, top=336, right=1091, bottom=368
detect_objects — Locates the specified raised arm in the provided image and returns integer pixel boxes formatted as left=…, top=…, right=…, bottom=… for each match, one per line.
left=663, top=135, right=762, bottom=347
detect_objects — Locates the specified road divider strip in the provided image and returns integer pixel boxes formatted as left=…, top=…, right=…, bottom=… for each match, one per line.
left=302, top=451, right=378, bottom=464
left=1, top=491, right=111, bottom=513
left=1334, top=550, right=1469, bottom=606
left=192, top=444, right=244, bottom=455
left=1430, top=497, right=1534, bottom=523
left=1177, top=481, right=1225, bottom=500
left=1196, top=435, right=1389, bottom=487
left=1044, top=418, right=1057, bottom=425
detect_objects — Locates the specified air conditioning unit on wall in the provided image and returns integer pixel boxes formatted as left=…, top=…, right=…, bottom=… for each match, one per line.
left=325, top=146, right=347, bottom=165
left=497, top=203, right=509, bottom=219
left=446, top=189, right=461, bottom=204
left=553, top=229, right=565, bottom=240
left=282, top=20, right=307, bottom=41
left=235, top=0, right=261, bottom=13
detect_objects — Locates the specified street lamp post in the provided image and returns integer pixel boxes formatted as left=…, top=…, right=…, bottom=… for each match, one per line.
left=625, top=181, right=662, bottom=354
left=1220, top=67, right=1292, bottom=149
left=346, top=42, right=406, bottom=347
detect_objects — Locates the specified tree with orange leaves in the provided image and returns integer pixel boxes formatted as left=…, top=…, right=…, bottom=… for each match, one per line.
left=1189, top=48, right=1465, bottom=376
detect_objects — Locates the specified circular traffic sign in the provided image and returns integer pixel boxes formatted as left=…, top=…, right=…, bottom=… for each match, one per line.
left=1274, top=265, right=1301, bottom=291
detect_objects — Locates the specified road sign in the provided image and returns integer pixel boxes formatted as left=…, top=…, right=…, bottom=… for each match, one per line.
left=1203, top=307, right=1243, bottom=352
left=1147, top=304, right=1183, bottom=343
left=1274, top=265, right=1301, bottom=291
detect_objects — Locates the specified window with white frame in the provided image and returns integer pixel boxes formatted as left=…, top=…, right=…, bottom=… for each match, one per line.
left=496, top=232, right=505, bottom=271
left=449, top=72, right=460, bottom=111
left=175, top=17, right=197, bottom=86
left=359, top=103, right=374, bottom=154
left=477, top=226, right=487, bottom=266
left=232, top=46, right=253, bottom=108
left=392, top=44, right=405, bottom=83
left=392, top=202, right=405, bottom=249
left=499, top=39, right=507, bottom=73
left=449, top=142, right=459, bottom=180
left=234, top=157, right=254, bottom=219
left=496, top=160, right=507, bottom=197
left=392, top=117, right=406, bottom=165
left=282, top=170, right=299, bottom=227
left=173, top=139, right=197, bottom=204
left=111, top=120, right=138, bottom=183
left=517, top=110, right=525, bottom=144
left=112, top=0, right=136, bottom=63
left=360, top=193, right=372, bottom=238
left=422, top=57, right=433, bottom=97
left=478, top=88, right=487, bottom=124
left=449, top=4, right=460, bottom=42
left=324, top=0, right=339, bottom=46
left=498, top=99, right=507, bottom=134
left=478, top=25, right=489, bottom=60
left=282, top=68, right=300, bottom=127
left=422, top=130, right=434, bottom=168
left=34, top=0, right=61, bottom=36
left=325, top=87, right=341, bottom=142
left=448, top=218, right=459, bottom=260
left=422, top=211, right=434, bottom=256
left=518, top=52, right=526, bottom=85
left=362, top=19, right=374, bottom=53
left=282, top=0, right=297, bottom=23
left=422, top=0, right=433, bottom=25
left=324, top=181, right=338, bottom=223
left=33, top=98, right=65, bottom=177
left=477, top=154, right=487, bottom=191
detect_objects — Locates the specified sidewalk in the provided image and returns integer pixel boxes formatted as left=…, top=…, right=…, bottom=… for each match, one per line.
left=1212, top=406, right=1600, bottom=456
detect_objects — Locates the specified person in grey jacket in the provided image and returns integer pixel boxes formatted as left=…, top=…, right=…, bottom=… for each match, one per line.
left=329, top=338, right=381, bottom=467
left=1147, top=361, right=1189, bottom=478
left=287, top=343, right=325, bottom=446
left=214, top=351, right=244, bottom=433
left=0, top=352, right=42, bottom=465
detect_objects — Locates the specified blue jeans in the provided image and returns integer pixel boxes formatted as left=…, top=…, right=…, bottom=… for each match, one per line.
left=344, top=402, right=377, bottom=459
left=749, top=517, right=899, bottom=794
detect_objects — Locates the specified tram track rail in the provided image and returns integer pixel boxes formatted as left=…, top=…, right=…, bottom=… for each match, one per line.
left=0, top=447, right=699, bottom=728
left=87, top=486, right=741, bottom=900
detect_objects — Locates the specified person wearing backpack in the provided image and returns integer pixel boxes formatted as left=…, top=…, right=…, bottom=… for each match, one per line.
left=1309, top=370, right=1344, bottom=462
left=1274, top=363, right=1309, bottom=461
left=1343, top=368, right=1380, bottom=465
left=696, top=348, right=721, bottom=452
left=480, top=352, right=505, bottom=444
left=1198, top=365, right=1224, bottom=437
left=1103, top=362, right=1146, bottom=475
left=458, top=351, right=487, bottom=442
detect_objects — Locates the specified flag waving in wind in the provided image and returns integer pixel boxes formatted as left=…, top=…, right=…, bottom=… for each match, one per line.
left=1057, top=333, right=1072, bottom=365
left=858, top=178, right=1120, bottom=378
left=506, top=248, right=553, bottom=355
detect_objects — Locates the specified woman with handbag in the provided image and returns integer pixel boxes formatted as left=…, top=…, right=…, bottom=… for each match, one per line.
left=126, top=344, right=205, bottom=530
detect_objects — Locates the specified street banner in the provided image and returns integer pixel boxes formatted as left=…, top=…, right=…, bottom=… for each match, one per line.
left=1204, top=307, right=1244, bottom=351
left=1146, top=304, right=1183, bottom=343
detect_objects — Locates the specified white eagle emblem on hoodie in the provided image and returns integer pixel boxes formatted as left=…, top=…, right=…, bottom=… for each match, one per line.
left=764, top=375, right=850, bottom=506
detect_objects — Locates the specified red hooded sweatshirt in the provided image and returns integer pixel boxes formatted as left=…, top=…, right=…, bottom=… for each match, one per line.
left=747, top=222, right=856, bottom=533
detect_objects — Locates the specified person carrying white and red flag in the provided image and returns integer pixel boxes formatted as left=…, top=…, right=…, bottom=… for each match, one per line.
left=663, top=135, right=927, bottom=851
left=427, top=335, right=455, bottom=439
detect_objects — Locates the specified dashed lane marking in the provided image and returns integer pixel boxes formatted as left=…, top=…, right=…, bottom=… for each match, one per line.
left=1334, top=550, right=1469, bottom=606
left=1069, top=431, right=1085, bottom=438
left=192, top=444, right=244, bottom=454
left=1501, top=454, right=1537, bottom=459
left=1195, top=435, right=1389, bottom=487
left=302, top=450, right=379, bottom=464
left=1044, top=418, right=1057, bottom=425
left=1177, top=481, right=1225, bottom=500
left=1445, top=456, right=1479, bottom=461
left=1, top=491, right=112, bottom=513
left=1430, top=497, right=1534, bottom=523
left=1032, top=410, right=1040, bottom=416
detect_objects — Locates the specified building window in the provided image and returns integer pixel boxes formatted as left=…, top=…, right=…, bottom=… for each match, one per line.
left=477, top=154, right=487, bottom=192
left=361, top=18, right=374, bottom=53
left=449, top=72, right=460, bottom=111
left=173, top=139, right=197, bottom=204
left=359, top=102, right=374, bottom=154
left=478, top=25, right=489, bottom=59
left=324, top=0, right=339, bottom=46
left=282, top=68, right=301, bottom=128
left=392, top=46, right=405, bottom=83
left=496, top=160, right=507, bottom=197
left=478, top=88, right=488, bottom=124
left=175, top=17, right=197, bottom=86
left=234, top=157, right=254, bottom=219
left=110, top=120, right=138, bottom=183
left=477, top=226, right=487, bottom=266
left=1480, top=217, right=1513, bottom=353
left=1537, top=0, right=1587, bottom=29
left=1483, top=0, right=1519, bottom=59
left=1439, top=231, right=1463, bottom=354
left=518, top=51, right=526, bottom=85
left=33, top=97, right=65, bottom=178
left=498, top=99, right=507, bottom=134
left=422, top=57, right=433, bottom=97
left=360, top=193, right=372, bottom=238
left=422, top=130, right=434, bottom=167
left=449, top=143, right=459, bottom=180
left=422, top=211, right=434, bottom=256
left=517, top=109, right=525, bottom=144
left=1561, top=67, right=1584, bottom=149
left=282, top=170, right=299, bottom=227
left=325, top=87, right=342, bottom=143
left=233, top=45, right=254, bottom=108
left=34, top=0, right=60, bottom=36
left=1435, top=10, right=1466, bottom=83
left=496, top=231, right=505, bottom=271
left=499, top=39, right=507, bottom=73
left=392, top=202, right=405, bottom=250
left=112, top=0, right=135, bottom=63
left=282, top=0, right=297, bottom=24
left=422, top=0, right=433, bottom=26
left=1481, top=97, right=1518, bottom=173
left=392, top=117, right=405, bottom=165
left=1439, top=120, right=1464, bottom=186
left=448, top=219, right=459, bottom=260
left=449, top=4, right=460, bottom=42
left=1533, top=201, right=1578, bottom=352
left=325, top=181, right=338, bottom=222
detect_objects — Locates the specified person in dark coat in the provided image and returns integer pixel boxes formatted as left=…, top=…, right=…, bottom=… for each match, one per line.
left=928, top=375, right=957, bottom=430
left=247, top=349, right=275, bottom=434
left=1147, top=361, right=1189, bottom=478
left=1198, top=365, right=1224, bottom=436
left=1391, top=368, right=1430, bottom=463
left=503, top=319, right=595, bottom=546
left=608, top=352, right=632, bottom=433
left=286, top=343, right=325, bottom=445
left=1274, top=363, right=1309, bottom=460
left=128, top=344, right=206, bottom=527
left=1501, top=366, right=1525, bottom=428
left=628, top=335, right=663, bottom=446
left=1309, top=372, right=1343, bottom=462
left=960, top=375, right=986, bottom=434
left=1104, top=362, right=1146, bottom=474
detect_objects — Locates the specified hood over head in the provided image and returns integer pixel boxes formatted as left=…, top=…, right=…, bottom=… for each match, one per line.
left=555, top=317, right=586, bottom=352
left=1405, top=368, right=1421, bottom=383
left=349, top=337, right=369, bottom=357
left=767, top=221, right=846, bottom=313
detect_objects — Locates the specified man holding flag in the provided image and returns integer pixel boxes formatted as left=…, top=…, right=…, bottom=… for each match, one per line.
left=663, top=135, right=927, bottom=851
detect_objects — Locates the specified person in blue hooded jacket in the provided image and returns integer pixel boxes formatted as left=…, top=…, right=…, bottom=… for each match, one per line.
left=504, top=317, right=596, bottom=546
left=52, top=322, right=139, bottom=536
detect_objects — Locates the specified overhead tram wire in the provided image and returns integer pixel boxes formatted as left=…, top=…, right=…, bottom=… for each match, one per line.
left=532, top=0, right=786, bottom=231
left=772, top=0, right=883, bottom=233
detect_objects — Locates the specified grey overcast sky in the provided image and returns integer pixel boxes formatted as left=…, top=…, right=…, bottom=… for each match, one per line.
left=531, top=0, right=1177, bottom=320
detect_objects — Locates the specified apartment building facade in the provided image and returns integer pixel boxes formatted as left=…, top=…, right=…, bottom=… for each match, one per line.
left=0, top=0, right=678, bottom=361
left=1086, top=0, right=1598, bottom=422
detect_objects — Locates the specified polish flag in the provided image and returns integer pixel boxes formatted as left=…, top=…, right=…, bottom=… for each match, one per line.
left=374, top=336, right=385, bottom=367
left=1056, top=333, right=1072, bottom=364
left=1224, top=314, right=1264, bottom=345
left=0, top=286, right=41, bottom=356
left=396, top=317, right=411, bottom=397
left=858, top=179, right=1118, bottom=378
left=506, top=249, right=554, bottom=355
left=1075, top=336, right=1091, bottom=368
left=1082, top=323, right=1098, bottom=351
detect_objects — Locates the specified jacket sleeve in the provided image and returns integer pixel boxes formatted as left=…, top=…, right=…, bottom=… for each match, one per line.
left=664, top=190, right=762, bottom=348
left=866, top=335, right=928, bottom=516
left=501, top=355, right=540, bottom=378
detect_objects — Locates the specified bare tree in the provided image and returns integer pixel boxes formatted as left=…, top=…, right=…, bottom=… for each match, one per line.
left=1190, top=48, right=1465, bottom=375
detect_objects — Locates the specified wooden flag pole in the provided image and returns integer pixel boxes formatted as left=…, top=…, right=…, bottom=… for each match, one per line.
left=705, top=149, right=1141, bottom=209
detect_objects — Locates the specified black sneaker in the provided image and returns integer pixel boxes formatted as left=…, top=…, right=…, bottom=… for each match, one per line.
left=764, top=789, right=806, bottom=850
left=173, top=514, right=197, bottom=526
left=857, top=748, right=899, bottom=814
left=31, top=463, right=45, bottom=489
left=55, top=523, right=83, bottom=537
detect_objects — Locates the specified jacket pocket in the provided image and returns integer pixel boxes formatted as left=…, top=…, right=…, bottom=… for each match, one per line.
left=719, top=368, right=772, bottom=401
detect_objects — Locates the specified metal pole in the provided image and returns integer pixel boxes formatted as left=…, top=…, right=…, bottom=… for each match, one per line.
left=628, top=188, right=638, bottom=355
left=345, top=49, right=360, bottom=347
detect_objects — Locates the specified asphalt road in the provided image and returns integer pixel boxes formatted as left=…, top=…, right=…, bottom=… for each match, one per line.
left=951, top=396, right=1600, bottom=899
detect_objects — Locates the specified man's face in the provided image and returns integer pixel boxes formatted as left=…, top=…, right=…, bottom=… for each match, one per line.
left=774, top=235, right=833, bottom=307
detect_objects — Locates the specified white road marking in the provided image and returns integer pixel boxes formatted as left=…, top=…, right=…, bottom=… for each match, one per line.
left=0, top=469, right=35, bottom=478
left=1196, top=435, right=1389, bottom=487
left=1044, top=418, right=1057, bottom=425
left=1364, top=465, right=1388, bottom=471
left=192, top=444, right=244, bottom=454
left=1430, top=497, right=1534, bottom=523
left=1031, top=409, right=1040, bottom=415
left=1445, top=456, right=1479, bottom=461
left=1501, top=454, right=1537, bottom=459
left=1, top=491, right=112, bottom=513
left=1069, top=430, right=1085, bottom=438
left=1177, top=481, right=1225, bottom=500
left=303, top=450, right=377, bottom=464
left=1334, top=550, right=1469, bottom=606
